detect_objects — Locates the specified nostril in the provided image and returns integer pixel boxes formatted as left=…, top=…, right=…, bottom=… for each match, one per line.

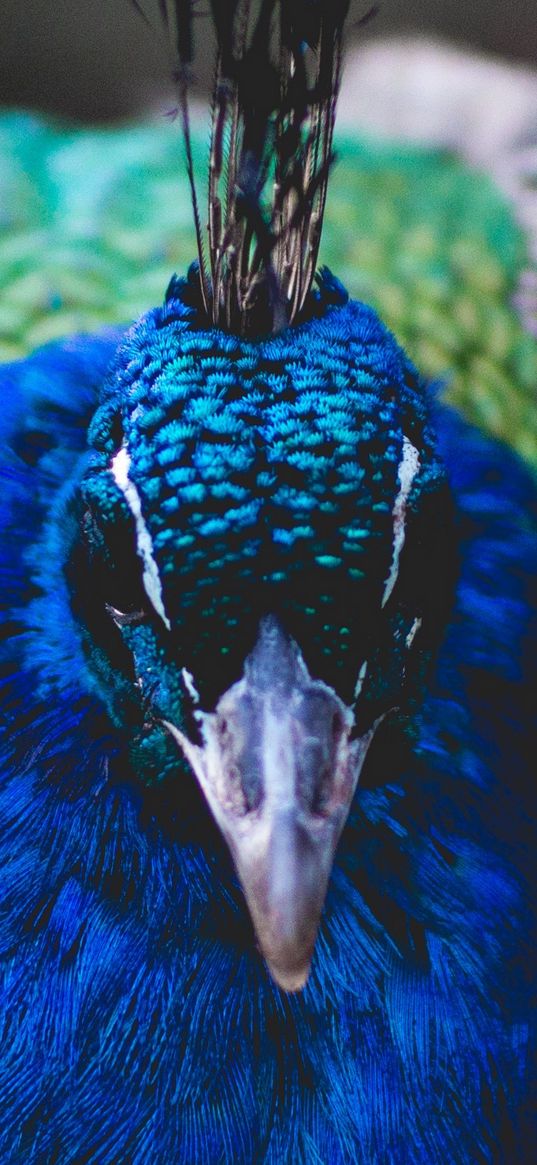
left=312, top=766, right=332, bottom=817
left=332, top=711, right=344, bottom=745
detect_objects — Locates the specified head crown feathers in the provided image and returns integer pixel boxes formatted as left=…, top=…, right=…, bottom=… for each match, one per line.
left=132, top=0, right=351, bottom=335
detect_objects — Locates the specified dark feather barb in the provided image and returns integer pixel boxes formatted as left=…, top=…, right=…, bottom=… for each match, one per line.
left=139, top=0, right=351, bottom=336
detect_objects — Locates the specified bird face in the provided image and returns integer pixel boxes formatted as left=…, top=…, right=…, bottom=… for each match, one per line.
left=67, top=273, right=454, bottom=990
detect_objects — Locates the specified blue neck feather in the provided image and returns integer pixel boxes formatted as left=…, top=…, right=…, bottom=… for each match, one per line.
left=0, top=294, right=534, bottom=1161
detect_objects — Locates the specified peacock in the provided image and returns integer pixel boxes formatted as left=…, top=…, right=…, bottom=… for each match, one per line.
left=0, top=2, right=535, bottom=1162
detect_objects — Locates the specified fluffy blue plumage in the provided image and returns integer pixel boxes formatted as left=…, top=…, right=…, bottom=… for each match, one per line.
left=0, top=287, right=535, bottom=1160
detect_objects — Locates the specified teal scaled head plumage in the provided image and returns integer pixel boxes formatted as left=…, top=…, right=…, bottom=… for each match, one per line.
left=74, top=266, right=451, bottom=758
left=28, top=1, right=453, bottom=991
left=59, top=258, right=453, bottom=987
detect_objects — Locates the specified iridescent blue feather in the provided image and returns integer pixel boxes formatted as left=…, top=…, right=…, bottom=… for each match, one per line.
left=0, top=4, right=535, bottom=1160
left=0, top=300, right=534, bottom=1161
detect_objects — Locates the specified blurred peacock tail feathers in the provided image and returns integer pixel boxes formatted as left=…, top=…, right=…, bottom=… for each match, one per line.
left=132, top=0, right=350, bottom=335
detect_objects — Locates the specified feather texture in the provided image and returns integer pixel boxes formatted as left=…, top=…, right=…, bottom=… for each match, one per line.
left=131, top=0, right=350, bottom=334
left=0, top=8, right=535, bottom=1160
left=0, top=312, right=535, bottom=1160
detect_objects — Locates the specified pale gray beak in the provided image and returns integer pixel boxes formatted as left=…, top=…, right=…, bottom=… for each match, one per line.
left=163, top=617, right=380, bottom=992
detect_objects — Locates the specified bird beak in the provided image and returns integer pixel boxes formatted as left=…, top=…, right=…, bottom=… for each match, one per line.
left=163, top=618, right=378, bottom=992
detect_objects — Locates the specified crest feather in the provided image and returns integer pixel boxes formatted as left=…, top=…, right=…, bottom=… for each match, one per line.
left=131, top=0, right=351, bottom=336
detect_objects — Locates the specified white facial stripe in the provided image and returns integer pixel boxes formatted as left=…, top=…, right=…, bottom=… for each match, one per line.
left=181, top=667, right=201, bottom=705
left=353, top=660, right=368, bottom=701
left=111, top=446, right=171, bottom=631
left=405, top=616, right=422, bottom=649
left=382, top=436, right=421, bottom=608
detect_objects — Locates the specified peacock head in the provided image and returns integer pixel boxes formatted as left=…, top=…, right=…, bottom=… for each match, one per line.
left=67, top=268, right=454, bottom=990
